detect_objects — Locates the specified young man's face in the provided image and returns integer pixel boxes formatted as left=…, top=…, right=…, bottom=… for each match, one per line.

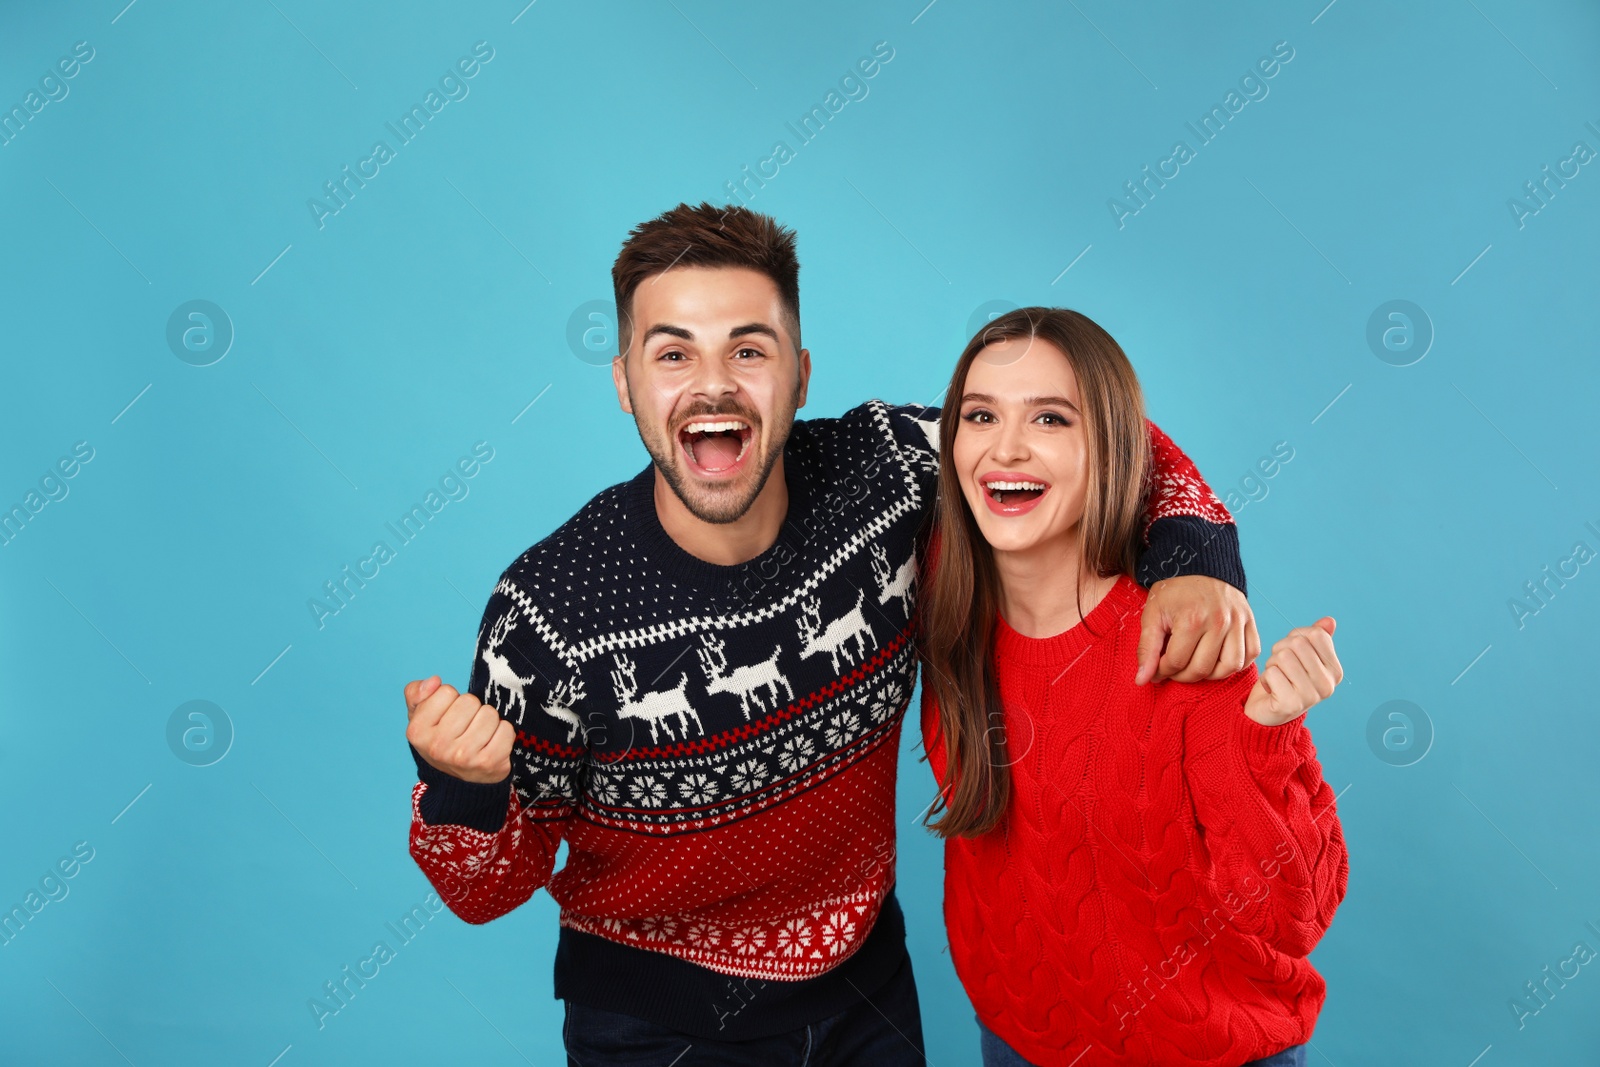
left=612, top=266, right=811, bottom=524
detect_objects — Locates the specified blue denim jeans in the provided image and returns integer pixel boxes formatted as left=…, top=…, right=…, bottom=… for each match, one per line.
left=563, top=955, right=926, bottom=1066
left=977, top=1016, right=1307, bottom=1067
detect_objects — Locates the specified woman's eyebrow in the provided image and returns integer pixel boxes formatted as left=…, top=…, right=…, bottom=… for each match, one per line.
left=961, top=391, right=1080, bottom=412
left=1033, top=396, right=1080, bottom=412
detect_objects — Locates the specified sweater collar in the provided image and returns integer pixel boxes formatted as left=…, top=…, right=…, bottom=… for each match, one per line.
left=623, top=431, right=817, bottom=591
left=991, top=572, right=1144, bottom=670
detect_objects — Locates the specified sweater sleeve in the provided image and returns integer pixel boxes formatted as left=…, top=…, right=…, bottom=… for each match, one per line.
left=407, top=572, right=584, bottom=924
left=880, top=400, right=943, bottom=503
left=1137, top=420, right=1247, bottom=596
left=1180, top=668, right=1349, bottom=958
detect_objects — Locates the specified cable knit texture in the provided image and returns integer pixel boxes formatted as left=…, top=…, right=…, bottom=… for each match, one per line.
left=921, top=574, right=1348, bottom=1067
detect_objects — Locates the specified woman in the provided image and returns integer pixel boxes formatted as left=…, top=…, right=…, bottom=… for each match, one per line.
left=917, top=307, right=1348, bottom=1067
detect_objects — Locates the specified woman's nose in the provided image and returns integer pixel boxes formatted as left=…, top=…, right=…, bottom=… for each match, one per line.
left=993, top=419, right=1029, bottom=461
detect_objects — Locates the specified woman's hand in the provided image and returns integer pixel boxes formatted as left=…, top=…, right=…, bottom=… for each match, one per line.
left=1243, top=618, right=1343, bottom=726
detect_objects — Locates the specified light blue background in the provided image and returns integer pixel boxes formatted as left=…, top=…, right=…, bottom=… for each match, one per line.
left=3, top=1, right=1598, bottom=1064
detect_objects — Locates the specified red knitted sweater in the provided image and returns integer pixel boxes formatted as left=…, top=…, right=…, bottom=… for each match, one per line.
left=920, top=574, right=1348, bottom=1067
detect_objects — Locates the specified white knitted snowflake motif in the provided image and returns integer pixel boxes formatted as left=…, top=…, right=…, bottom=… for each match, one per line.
left=774, top=916, right=814, bottom=958
left=820, top=909, right=857, bottom=955
left=728, top=759, right=768, bottom=793
left=628, top=776, right=667, bottom=808
left=824, top=710, right=860, bottom=749
left=678, top=773, right=719, bottom=805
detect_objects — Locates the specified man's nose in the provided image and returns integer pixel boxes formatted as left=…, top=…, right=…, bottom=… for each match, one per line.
left=689, top=356, right=737, bottom=400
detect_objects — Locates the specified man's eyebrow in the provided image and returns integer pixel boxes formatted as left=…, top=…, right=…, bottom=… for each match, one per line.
left=641, top=323, right=693, bottom=345
left=961, top=391, right=1081, bottom=412
left=729, top=323, right=780, bottom=342
left=638, top=323, right=782, bottom=346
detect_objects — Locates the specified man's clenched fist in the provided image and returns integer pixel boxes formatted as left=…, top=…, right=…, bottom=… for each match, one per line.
left=405, top=675, right=515, bottom=784
left=1137, top=575, right=1261, bottom=685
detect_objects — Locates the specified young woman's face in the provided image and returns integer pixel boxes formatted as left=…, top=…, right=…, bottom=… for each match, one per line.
left=952, top=335, right=1090, bottom=556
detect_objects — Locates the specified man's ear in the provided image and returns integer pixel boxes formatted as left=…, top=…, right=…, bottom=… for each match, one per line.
left=795, top=347, right=811, bottom=410
left=611, top=351, right=633, bottom=414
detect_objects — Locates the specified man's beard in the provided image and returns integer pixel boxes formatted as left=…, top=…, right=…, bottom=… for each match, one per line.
left=633, top=382, right=800, bottom=525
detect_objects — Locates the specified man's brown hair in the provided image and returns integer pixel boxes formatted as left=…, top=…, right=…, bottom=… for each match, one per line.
left=611, top=202, right=802, bottom=357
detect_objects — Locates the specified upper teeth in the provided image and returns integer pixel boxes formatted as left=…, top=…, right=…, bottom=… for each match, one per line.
left=684, top=420, right=746, bottom=433
left=985, top=480, right=1045, bottom=490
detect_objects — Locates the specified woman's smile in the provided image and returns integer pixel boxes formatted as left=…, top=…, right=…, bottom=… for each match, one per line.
left=978, top=470, right=1051, bottom=516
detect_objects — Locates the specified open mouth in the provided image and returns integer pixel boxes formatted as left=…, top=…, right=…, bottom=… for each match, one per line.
left=678, top=418, right=755, bottom=476
left=983, top=478, right=1048, bottom=506
left=980, top=474, right=1050, bottom=517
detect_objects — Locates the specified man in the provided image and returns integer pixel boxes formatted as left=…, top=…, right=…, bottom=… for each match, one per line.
left=403, top=202, right=1258, bottom=1064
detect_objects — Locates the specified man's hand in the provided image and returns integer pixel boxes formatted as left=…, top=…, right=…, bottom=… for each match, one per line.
left=1136, top=576, right=1260, bottom=685
left=405, top=675, right=515, bottom=784
left=1243, top=618, right=1342, bottom=726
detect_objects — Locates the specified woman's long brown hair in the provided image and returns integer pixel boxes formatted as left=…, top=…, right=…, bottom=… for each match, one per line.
left=920, top=307, right=1151, bottom=838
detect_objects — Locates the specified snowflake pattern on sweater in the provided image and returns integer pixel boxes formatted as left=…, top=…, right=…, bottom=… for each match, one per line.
left=408, top=399, right=1240, bottom=981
